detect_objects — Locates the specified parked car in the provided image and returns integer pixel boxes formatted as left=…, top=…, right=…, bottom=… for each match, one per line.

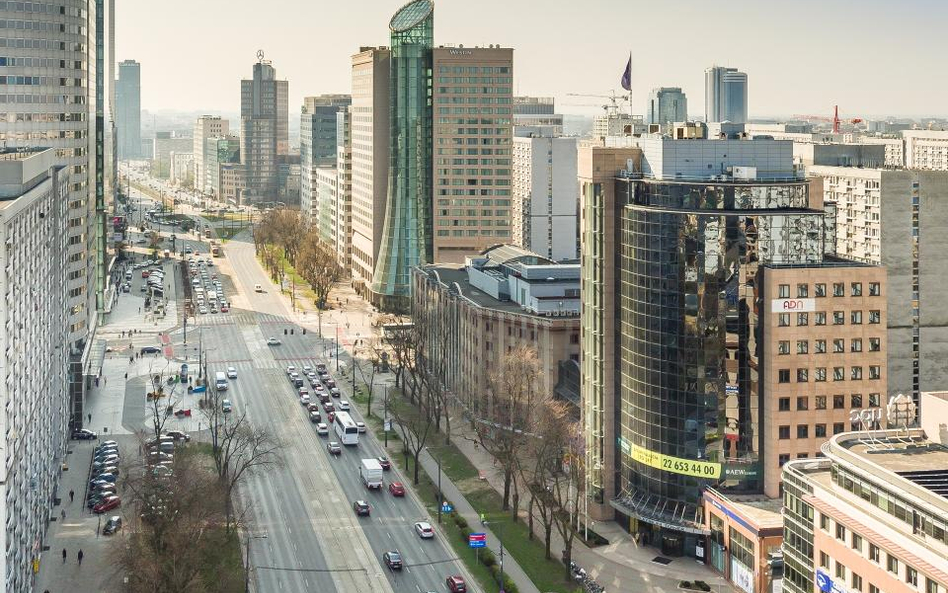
left=327, top=441, right=341, bottom=455
left=389, top=482, right=405, bottom=497
left=164, top=430, right=190, bottom=442
left=93, top=495, right=121, bottom=514
left=414, top=521, right=434, bottom=539
left=383, top=551, right=403, bottom=570
left=71, top=429, right=97, bottom=440
left=103, top=515, right=123, bottom=535
left=352, top=500, right=370, bottom=517
left=140, top=345, right=161, bottom=354
left=445, top=576, right=467, bottom=593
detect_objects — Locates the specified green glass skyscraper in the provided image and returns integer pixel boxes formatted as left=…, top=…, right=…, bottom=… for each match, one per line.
left=371, top=0, right=434, bottom=312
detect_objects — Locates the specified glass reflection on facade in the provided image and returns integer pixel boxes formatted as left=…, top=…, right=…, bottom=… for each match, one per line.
left=372, top=0, right=434, bottom=310
left=614, top=179, right=822, bottom=536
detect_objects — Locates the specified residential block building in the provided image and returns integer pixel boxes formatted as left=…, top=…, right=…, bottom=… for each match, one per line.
left=903, top=130, right=948, bottom=170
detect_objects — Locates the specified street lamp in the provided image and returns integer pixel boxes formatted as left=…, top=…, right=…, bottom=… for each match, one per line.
left=481, top=518, right=505, bottom=590
left=426, top=446, right=447, bottom=524
left=244, top=533, right=268, bottom=593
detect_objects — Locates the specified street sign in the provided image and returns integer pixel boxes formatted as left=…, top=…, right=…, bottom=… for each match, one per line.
left=383, top=420, right=391, bottom=431
left=441, top=502, right=453, bottom=513
left=469, top=533, right=486, bottom=548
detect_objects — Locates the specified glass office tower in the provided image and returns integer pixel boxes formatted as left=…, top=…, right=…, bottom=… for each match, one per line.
left=372, top=0, right=434, bottom=311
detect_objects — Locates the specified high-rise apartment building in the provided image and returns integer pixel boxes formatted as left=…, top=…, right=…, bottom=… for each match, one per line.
left=115, top=59, right=141, bottom=159
left=782, top=430, right=947, bottom=593
left=647, top=87, right=688, bottom=125
left=903, top=129, right=948, bottom=170
left=240, top=56, right=288, bottom=203
left=511, top=132, right=578, bottom=260
left=0, top=150, right=70, bottom=593
left=429, top=46, right=514, bottom=264
left=300, top=95, right=350, bottom=227
left=705, top=66, right=748, bottom=123
left=807, top=166, right=948, bottom=412
left=371, top=0, right=434, bottom=311
left=349, top=46, right=390, bottom=293
left=193, top=116, right=229, bottom=193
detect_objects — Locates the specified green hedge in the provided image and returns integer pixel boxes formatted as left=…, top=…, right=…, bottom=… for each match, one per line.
left=448, top=509, right=519, bottom=593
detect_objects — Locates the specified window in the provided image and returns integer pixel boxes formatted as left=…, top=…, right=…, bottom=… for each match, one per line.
left=834, top=339, right=845, bottom=353
left=778, top=313, right=790, bottom=327
left=797, top=368, right=809, bottom=382
left=820, top=551, right=830, bottom=568
left=906, top=566, right=918, bottom=587
left=836, top=560, right=846, bottom=579
left=851, top=310, right=863, bottom=325
left=869, top=337, right=881, bottom=352
left=797, top=284, right=809, bottom=298
left=815, top=283, right=827, bottom=297
left=779, top=453, right=790, bottom=466
left=869, top=366, right=881, bottom=380
left=834, top=311, right=846, bottom=325
left=869, top=282, right=881, bottom=296
left=887, top=554, right=899, bottom=574
left=815, top=367, right=827, bottom=382
left=797, top=397, right=809, bottom=411
left=816, top=395, right=827, bottom=410
left=852, top=573, right=863, bottom=591
left=779, top=284, right=790, bottom=298
left=779, top=426, right=790, bottom=440
left=852, top=394, right=863, bottom=408
left=834, top=394, right=846, bottom=409
left=851, top=367, right=863, bottom=380
left=816, top=339, right=827, bottom=354
left=816, top=424, right=827, bottom=437
left=833, top=282, right=845, bottom=297
left=869, top=393, right=881, bottom=407
left=815, top=311, right=827, bottom=325
left=798, top=313, right=809, bottom=326
left=798, top=424, right=809, bottom=438
left=834, top=422, right=845, bottom=434
left=851, top=533, right=862, bottom=551
left=779, top=369, right=791, bottom=383
left=834, top=367, right=845, bottom=381
left=836, top=523, right=846, bottom=540
left=851, top=282, right=863, bottom=296
left=869, top=544, right=880, bottom=563
left=797, top=340, right=809, bottom=354
left=870, top=586, right=880, bottom=593
left=851, top=338, right=863, bottom=353
left=779, top=398, right=791, bottom=412
left=927, top=578, right=940, bottom=593
left=778, top=341, right=790, bottom=355
left=869, top=310, right=881, bottom=324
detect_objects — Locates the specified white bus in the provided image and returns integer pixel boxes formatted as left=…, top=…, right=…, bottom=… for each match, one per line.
left=333, top=411, right=359, bottom=445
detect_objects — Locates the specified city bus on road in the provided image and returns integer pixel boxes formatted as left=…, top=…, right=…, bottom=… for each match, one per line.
left=333, top=411, right=359, bottom=445
left=210, top=241, right=221, bottom=257
left=204, top=226, right=212, bottom=239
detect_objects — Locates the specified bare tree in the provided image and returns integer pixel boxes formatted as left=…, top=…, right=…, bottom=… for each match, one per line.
left=145, top=361, right=184, bottom=444
left=547, top=411, right=586, bottom=580
left=296, top=231, right=344, bottom=336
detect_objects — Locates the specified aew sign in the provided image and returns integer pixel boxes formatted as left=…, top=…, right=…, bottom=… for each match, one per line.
left=771, top=298, right=816, bottom=313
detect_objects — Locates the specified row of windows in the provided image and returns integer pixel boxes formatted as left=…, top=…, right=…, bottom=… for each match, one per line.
left=436, top=76, right=512, bottom=84
left=436, top=87, right=511, bottom=95
left=435, top=229, right=510, bottom=237
left=778, top=420, right=869, bottom=440
left=437, top=199, right=511, bottom=207
left=437, top=107, right=512, bottom=115
left=777, top=366, right=882, bottom=383
left=437, top=66, right=510, bottom=74
left=435, top=128, right=510, bottom=136
left=436, top=97, right=513, bottom=105
left=777, top=337, right=882, bottom=354
left=437, top=189, right=511, bottom=197
left=436, top=158, right=511, bottom=166
left=819, top=513, right=944, bottom=593
left=777, top=310, right=881, bottom=326
left=777, top=281, right=881, bottom=298
left=778, top=393, right=882, bottom=411
left=438, top=209, right=509, bottom=217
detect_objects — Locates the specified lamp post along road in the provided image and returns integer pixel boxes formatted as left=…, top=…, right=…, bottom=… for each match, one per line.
left=244, top=533, right=268, bottom=593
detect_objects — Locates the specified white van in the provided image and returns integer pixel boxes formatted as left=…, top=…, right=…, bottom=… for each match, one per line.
left=214, top=371, right=228, bottom=391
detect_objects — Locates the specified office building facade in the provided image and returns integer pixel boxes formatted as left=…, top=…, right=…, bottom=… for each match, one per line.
left=301, top=95, right=350, bottom=228
left=115, top=59, right=141, bottom=159
left=349, top=47, right=390, bottom=294
left=203, top=134, right=239, bottom=199
left=0, top=149, right=70, bottom=593
left=192, top=115, right=229, bottom=193
left=335, top=107, right=353, bottom=269
left=647, top=87, right=688, bottom=125
left=240, top=58, right=288, bottom=203
left=512, top=133, right=578, bottom=260
left=705, top=66, right=748, bottom=123
left=514, top=97, right=563, bottom=135
left=371, top=0, right=434, bottom=311
left=782, top=430, right=948, bottom=593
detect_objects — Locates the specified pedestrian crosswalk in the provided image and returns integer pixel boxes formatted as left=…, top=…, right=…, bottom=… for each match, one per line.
left=190, top=311, right=288, bottom=327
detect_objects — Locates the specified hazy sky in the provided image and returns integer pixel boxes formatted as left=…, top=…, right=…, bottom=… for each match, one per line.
left=118, top=0, right=946, bottom=119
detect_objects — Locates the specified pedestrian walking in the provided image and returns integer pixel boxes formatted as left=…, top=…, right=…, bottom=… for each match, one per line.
left=87, top=413, right=91, bottom=424
left=60, top=508, right=65, bottom=521
left=124, top=372, right=128, bottom=380
left=61, top=548, right=66, bottom=564
left=77, top=549, right=83, bottom=565
left=69, top=489, right=74, bottom=503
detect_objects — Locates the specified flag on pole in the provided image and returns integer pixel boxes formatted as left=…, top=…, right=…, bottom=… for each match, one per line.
left=620, top=55, right=632, bottom=91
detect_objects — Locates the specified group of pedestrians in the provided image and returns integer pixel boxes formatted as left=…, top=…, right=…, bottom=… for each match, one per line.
left=60, top=548, right=83, bottom=565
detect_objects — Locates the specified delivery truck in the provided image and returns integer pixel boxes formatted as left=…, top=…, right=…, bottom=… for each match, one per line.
left=360, top=458, right=384, bottom=489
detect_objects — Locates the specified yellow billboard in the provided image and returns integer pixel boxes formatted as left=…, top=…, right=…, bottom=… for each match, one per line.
left=629, top=442, right=722, bottom=480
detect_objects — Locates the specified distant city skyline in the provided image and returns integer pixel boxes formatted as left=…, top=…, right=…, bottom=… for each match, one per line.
left=118, top=0, right=947, bottom=118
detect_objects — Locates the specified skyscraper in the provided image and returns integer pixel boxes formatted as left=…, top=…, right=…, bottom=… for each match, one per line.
left=193, top=115, right=229, bottom=194
left=240, top=55, right=288, bottom=204
left=371, top=0, right=434, bottom=311
left=115, top=60, right=142, bottom=159
left=647, top=87, right=688, bottom=125
left=301, top=95, right=351, bottom=226
left=705, top=66, right=748, bottom=123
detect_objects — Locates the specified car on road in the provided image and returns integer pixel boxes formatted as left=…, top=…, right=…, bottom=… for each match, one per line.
left=299, top=394, right=311, bottom=405
left=227, top=366, right=238, bottom=379
left=93, top=495, right=121, bottom=514
left=383, top=551, right=402, bottom=570
left=71, top=428, right=97, bottom=440
left=316, top=423, right=329, bottom=436
left=445, top=576, right=467, bottom=593
left=326, top=411, right=336, bottom=424
left=140, top=345, right=161, bottom=354
left=103, top=516, right=123, bottom=535
left=302, top=365, right=312, bottom=373
left=286, top=365, right=297, bottom=375
left=220, top=305, right=229, bottom=312
left=327, top=441, right=341, bottom=455
left=198, top=306, right=208, bottom=315
left=388, top=482, right=405, bottom=497
left=330, top=388, right=341, bottom=398
left=322, top=402, right=335, bottom=413
left=221, top=399, right=233, bottom=413
left=298, top=387, right=309, bottom=397
left=338, top=400, right=350, bottom=411
left=309, top=411, right=321, bottom=423
left=267, top=337, right=281, bottom=346
left=352, top=500, right=370, bottom=517
left=356, top=421, right=366, bottom=433
left=324, top=378, right=336, bottom=389
left=164, top=430, right=190, bottom=442
left=254, top=284, right=263, bottom=292
left=378, top=457, right=392, bottom=471
left=414, top=521, right=434, bottom=539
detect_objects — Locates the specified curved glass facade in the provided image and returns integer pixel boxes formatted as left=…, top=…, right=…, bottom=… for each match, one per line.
left=372, top=0, right=434, bottom=309
left=615, top=179, right=823, bottom=533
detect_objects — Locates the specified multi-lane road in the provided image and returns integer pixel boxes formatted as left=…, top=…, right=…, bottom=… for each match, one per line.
left=180, top=233, right=471, bottom=593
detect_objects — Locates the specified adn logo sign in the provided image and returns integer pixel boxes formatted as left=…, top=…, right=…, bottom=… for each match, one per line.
left=771, top=298, right=815, bottom=313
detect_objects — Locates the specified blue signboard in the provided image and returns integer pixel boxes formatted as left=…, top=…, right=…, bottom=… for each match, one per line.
left=816, top=569, right=833, bottom=593
left=468, top=533, right=486, bottom=548
left=441, top=502, right=453, bottom=513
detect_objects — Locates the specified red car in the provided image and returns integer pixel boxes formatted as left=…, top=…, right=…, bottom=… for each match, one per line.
left=323, top=402, right=335, bottom=413
left=446, top=576, right=467, bottom=593
left=93, top=495, right=121, bottom=514
left=220, top=305, right=229, bottom=312
left=326, top=412, right=335, bottom=424
left=377, top=457, right=391, bottom=471
left=141, top=270, right=150, bottom=278
left=388, top=482, right=405, bottom=497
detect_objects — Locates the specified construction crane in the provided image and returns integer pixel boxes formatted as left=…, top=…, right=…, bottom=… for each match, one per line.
left=792, top=105, right=864, bottom=134
left=566, top=90, right=629, bottom=115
